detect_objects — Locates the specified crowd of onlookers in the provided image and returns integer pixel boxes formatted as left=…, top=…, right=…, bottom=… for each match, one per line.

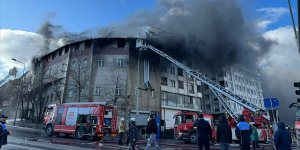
left=117, top=114, right=296, bottom=150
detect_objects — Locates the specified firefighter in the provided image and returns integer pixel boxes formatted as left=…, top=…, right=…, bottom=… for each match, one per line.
left=118, top=118, right=125, bottom=145
left=128, top=118, right=138, bottom=150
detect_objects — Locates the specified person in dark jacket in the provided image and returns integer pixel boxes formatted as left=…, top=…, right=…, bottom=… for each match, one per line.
left=274, top=122, right=292, bottom=150
left=0, top=115, right=10, bottom=149
left=193, top=114, right=212, bottom=150
left=216, top=115, right=232, bottom=150
left=145, top=114, right=160, bottom=150
left=128, top=118, right=138, bottom=150
left=235, top=115, right=252, bottom=150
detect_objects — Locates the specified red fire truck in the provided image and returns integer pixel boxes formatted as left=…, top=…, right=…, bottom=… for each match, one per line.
left=43, top=102, right=117, bottom=140
left=173, top=109, right=271, bottom=144
left=174, top=111, right=215, bottom=144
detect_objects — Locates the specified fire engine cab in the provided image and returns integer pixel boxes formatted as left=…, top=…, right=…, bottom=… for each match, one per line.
left=43, top=102, right=117, bottom=140
left=174, top=111, right=215, bottom=144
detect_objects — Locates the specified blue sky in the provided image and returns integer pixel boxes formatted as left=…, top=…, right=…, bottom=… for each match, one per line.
left=0, top=0, right=296, bottom=32
left=0, top=0, right=156, bottom=32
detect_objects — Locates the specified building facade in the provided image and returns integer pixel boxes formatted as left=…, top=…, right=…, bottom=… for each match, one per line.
left=202, top=65, right=264, bottom=116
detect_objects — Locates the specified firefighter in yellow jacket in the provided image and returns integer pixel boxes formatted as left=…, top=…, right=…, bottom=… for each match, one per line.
left=118, top=118, right=125, bottom=145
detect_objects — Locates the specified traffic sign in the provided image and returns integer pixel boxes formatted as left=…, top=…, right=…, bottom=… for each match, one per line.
left=264, top=98, right=280, bottom=109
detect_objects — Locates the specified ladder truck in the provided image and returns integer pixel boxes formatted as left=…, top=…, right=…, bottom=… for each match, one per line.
left=136, top=39, right=271, bottom=143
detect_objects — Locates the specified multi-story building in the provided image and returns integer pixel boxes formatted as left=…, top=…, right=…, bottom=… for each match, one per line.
left=160, top=60, right=202, bottom=129
left=202, top=65, right=264, bottom=116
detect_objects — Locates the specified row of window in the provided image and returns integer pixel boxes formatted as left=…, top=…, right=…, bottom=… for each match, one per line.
left=161, top=91, right=201, bottom=105
left=162, top=66, right=184, bottom=76
left=161, top=77, right=201, bottom=94
left=94, top=86, right=122, bottom=96
left=234, top=75, right=260, bottom=87
left=97, top=59, right=124, bottom=68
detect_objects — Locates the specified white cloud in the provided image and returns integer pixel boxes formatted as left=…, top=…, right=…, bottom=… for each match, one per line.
left=260, top=26, right=300, bottom=123
left=0, top=29, right=63, bottom=79
left=255, top=7, right=289, bottom=30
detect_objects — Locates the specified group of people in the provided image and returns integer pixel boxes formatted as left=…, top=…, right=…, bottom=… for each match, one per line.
left=118, top=114, right=160, bottom=150
left=193, top=114, right=293, bottom=150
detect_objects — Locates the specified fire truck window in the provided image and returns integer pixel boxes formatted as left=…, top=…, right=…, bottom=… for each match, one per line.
left=175, top=115, right=182, bottom=125
left=55, top=107, right=64, bottom=125
left=185, top=115, right=194, bottom=123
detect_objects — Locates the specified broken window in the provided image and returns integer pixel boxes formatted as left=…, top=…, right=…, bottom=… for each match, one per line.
left=170, top=67, right=175, bottom=74
left=178, top=68, right=183, bottom=76
left=188, top=83, right=194, bottom=94
left=117, top=39, right=126, bottom=48
left=161, top=77, right=167, bottom=85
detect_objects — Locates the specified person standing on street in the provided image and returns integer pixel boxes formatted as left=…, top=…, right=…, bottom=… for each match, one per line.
left=128, top=118, right=138, bottom=150
left=0, top=115, right=11, bottom=149
left=193, top=114, right=212, bottom=150
left=250, top=124, right=259, bottom=150
left=216, top=115, right=232, bottom=150
left=235, top=115, right=252, bottom=150
left=118, top=118, right=125, bottom=145
left=274, top=122, right=292, bottom=150
left=145, top=114, right=160, bottom=150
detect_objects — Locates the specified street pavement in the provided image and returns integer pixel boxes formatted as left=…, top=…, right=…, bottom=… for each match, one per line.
left=2, top=123, right=297, bottom=150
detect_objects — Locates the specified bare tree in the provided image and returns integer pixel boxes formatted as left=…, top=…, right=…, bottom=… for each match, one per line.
left=67, top=57, right=90, bottom=102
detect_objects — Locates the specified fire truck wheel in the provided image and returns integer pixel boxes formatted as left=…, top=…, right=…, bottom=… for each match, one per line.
left=45, top=125, right=53, bottom=137
left=189, top=132, right=197, bottom=144
left=75, top=126, right=86, bottom=139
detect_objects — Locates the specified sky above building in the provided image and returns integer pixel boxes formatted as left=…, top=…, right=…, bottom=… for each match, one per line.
left=0, top=0, right=300, bottom=124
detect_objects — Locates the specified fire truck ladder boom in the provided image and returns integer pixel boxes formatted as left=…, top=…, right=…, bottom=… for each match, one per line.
left=0, top=74, right=11, bottom=86
left=136, top=39, right=265, bottom=113
left=210, top=88, right=239, bottom=120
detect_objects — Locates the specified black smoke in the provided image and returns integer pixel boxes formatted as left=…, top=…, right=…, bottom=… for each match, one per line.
left=98, top=0, right=274, bottom=71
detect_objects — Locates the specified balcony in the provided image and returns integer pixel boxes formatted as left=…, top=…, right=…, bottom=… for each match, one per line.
left=161, top=99, right=200, bottom=110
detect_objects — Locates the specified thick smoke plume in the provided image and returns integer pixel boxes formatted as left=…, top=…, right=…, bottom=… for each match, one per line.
left=99, top=0, right=274, bottom=71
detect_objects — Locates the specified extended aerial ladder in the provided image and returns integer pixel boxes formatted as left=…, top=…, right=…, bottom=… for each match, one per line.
left=0, top=67, right=17, bottom=86
left=136, top=39, right=267, bottom=121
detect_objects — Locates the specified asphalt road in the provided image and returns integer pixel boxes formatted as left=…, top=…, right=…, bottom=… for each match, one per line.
left=2, top=125, right=285, bottom=150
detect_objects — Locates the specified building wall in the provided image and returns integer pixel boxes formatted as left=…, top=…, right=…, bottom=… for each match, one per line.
left=202, top=65, right=264, bottom=115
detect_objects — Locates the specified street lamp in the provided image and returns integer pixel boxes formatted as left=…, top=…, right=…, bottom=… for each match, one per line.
left=12, top=58, right=26, bottom=126
left=12, top=58, right=25, bottom=76
left=136, top=50, right=142, bottom=117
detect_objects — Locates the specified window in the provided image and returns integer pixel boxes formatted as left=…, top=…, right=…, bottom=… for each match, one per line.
left=203, top=84, right=209, bottom=90
left=178, top=80, right=184, bottom=89
left=170, top=67, right=175, bottom=74
left=116, top=88, right=121, bottom=96
left=214, top=103, right=220, bottom=112
left=117, top=39, right=126, bottom=48
left=205, top=104, right=211, bottom=111
left=204, top=94, right=210, bottom=99
left=178, top=68, right=183, bottom=76
left=95, top=86, right=100, bottom=95
left=170, top=80, right=176, bottom=87
left=161, top=77, right=167, bottom=85
left=85, top=41, right=91, bottom=49
left=59, top=49, right=62, bottom=56
left=98, top=59, right=104, bottom=67
left=65, top=47, right=69, bottom=54
left=74, top=44, right=79, bottom=51
left=117, top=59, right=123, bottom=67
left=68, top=90, right=73, bottom=97
left=197, top=85, right=201, bottom=93
left=188, top=83, right=194, bottom=94
left=184, top=96, right=193, bottom=104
